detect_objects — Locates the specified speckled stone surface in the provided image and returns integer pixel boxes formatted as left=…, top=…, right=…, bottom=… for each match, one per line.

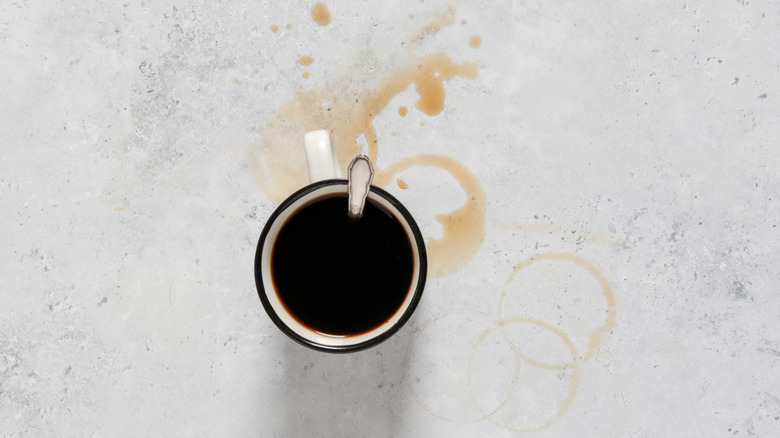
left=2, top=1, right=779, bottom=436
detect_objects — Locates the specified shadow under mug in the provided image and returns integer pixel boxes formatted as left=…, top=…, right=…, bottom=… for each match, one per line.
left=254, top=179, right=427, bottom=353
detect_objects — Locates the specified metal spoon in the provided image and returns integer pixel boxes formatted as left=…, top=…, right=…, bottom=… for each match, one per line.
left=347, top=154, right=374, bottom=218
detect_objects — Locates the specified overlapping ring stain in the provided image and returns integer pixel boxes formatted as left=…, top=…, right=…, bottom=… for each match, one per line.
left=405, top=253, right=615, bottom=432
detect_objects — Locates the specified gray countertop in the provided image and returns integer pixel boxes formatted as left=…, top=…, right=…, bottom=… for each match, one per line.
left=2, top=1, right=779, bottom=436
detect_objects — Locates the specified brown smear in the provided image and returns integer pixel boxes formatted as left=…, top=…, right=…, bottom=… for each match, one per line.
left=250, top=7, right=483, bottom=278
left=311, top=2, right=332, bottom=25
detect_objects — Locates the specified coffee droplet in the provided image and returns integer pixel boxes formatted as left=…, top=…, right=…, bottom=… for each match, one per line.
left=461, top=19, right=467, bottom=25
left=271, top=24, right=279, bottom=33
left=311, top=2, right=332, bottom=25
left=397, top=178, right=409, bottom=189
left=286, top=24, right=292, bottom=29
left=298, top=55, right=313, bottom=66
left=468, top=34, right=482, bottom=48
left=302, top=72, right=310, bottom=79
left=398, top=105, right=408, bottom=117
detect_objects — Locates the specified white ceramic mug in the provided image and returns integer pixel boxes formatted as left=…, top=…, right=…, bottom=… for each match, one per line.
left=254, top=130, right=427, bottom=353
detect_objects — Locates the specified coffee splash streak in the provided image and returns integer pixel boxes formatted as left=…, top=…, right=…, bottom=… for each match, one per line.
left=250, top=6, right=484, bottom=278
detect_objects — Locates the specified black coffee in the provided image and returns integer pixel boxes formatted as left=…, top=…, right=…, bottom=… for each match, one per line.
left=271, top=193, right=414, bottom=336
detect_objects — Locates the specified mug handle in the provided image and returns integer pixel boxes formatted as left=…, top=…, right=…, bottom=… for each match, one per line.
left=304, top=130, right=342, bottom=183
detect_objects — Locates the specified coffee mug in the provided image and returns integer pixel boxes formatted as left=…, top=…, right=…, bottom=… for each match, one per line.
left=254, top=130, right=427, bottom=353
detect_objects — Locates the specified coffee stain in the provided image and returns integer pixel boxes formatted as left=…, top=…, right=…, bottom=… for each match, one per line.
left=286, top=23, right=292, bottom=30
left=302, top=72, right=310, bottom=79
left=298, top=55, right=313, bottom=66
left=271, top=24, right=279, bottom=33
left=250, top=6, right=483, bottom=278
left=375, top=154, right=486, bottom=278
left=405, top=309, right=508, bottom=424
left=407, top=5, right=456, bottom=55
left=404, top=308, right=582, bottom=430
left=468, top=34, right=482, bottom=49
left=405, top=252, right=614, bottom=431
left=498, top=253, right=616, bottom=362
left=311, top=2, right=332, bottom=26
left=398, top=105, right=408, bottom=117
left=461, top=19, right=467, bottom=25
left=396, top=178, right=409, bottom=189
left=469, top=317, right=582, bottom=432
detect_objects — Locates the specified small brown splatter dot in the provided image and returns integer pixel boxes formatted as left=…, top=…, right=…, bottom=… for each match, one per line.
left=420, top=121, right=425, bottom=127
left=285, top=24, right=292, bottom=29
left=298, top=55, right=313, bottom=66
left=302, top=72, right=310, bottom=79
left=398, top=105, right=408, bottom=117
left=468, top=34, right=482, bottom=48
left=271, top=24, right=279, bottom=33
left=409, top=14, right=414, bottom=19
left=397, top=178, right=409, bottom=189
left=461, top=19, right=467, bottom=25
left=311, top=2, right=332, bottom=25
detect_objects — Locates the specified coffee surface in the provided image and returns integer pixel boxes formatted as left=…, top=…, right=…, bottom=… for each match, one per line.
left=271, top=194, right=414, bottom=336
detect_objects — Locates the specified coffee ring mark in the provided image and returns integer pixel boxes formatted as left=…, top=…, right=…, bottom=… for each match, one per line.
left=468, top=316, right=582, bottom=432
left=404, top=309, right=518, bottom=423
left=498, top=252, right=616, bottom=364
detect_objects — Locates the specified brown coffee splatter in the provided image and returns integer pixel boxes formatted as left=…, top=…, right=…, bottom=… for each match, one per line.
left=250, top=51, right=476, bottom=200
left=298, top=55, right=313, bottom=66
left=250, top=6, right=483, bottom=277
left=302, top=72, right=310, bottom=79
left=398, top=105, right=408, bottom=117
left=397, top=178, right=409, bottom=189
left=461, top=19, right=467, bottom=25
left=271, top=24, right=279, bottom=33
left=286, top=24, right=292, bottom=29
left=469, top=34, right=482, bottom=48
left=311, top=2, right=332, bottom=25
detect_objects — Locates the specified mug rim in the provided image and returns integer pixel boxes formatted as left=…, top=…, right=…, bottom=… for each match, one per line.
left=254, top=179, right=427, bottom=353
